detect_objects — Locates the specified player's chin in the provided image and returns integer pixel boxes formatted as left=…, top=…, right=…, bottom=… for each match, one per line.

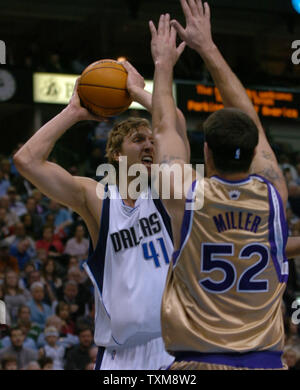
left=141, top=162, right=152, bottom=174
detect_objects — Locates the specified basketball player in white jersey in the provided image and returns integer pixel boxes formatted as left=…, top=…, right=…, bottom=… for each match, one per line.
left=13, top=62, right=190, bottom=369
left=150, top=1, right=292, bottom=369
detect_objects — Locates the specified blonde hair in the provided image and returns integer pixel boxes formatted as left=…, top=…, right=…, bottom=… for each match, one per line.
left=105, top=117, right=151, bottom=169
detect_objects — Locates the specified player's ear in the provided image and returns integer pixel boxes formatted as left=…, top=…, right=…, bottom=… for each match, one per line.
left=113, top=151, right=120, bottom=162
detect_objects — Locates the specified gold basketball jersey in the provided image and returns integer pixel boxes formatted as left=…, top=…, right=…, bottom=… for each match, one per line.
left=161, top=175, right=288, bottom=368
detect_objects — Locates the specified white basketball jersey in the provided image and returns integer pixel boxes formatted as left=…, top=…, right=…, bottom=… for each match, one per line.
left=83, top=185, right=173, bottom=349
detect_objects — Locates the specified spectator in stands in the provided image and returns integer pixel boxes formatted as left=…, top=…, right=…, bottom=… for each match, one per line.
left=280, top=154, right=298, bottom=182
left=0, top=195, right=19, bottom=227
left=39, top=356, right=54, bottom=370
left=1, top=159, right=12, bottom=182
left=24, top=360, right=41, bottom=370
left=39, top=326, right=65, bottom=370
left=282, top=347, right=299, bottom=370
left=7, top=186, right=27, bottom=218
left=55, top=301, right=75, bottom=335
left=21, top=214, right=35, bottom=239
left=64, top=266, right=92, bottom=312
left=284, top=168, right=300, bottom=218
left=75, top=301, right=94, bottom=333
left=36, top=225, right=64, bottom=256
left=31, top=189, right=48, bottom=219
left=47, top=200, right=73, bottom=233
left=27, top=269, right=42, bottom=289
left=1, top=318, right=37, bottom=351
left=5, top=222, right=35, bottom=252
left=84, top=146, right=106, bottom=179
left=9, top=239, right=34, bottom=271
left=85, top=361, right=95, bottom=370
left=27, top=282, right=53, bottom=329
left=2, top=270, right=31, bottom=324
left=64, top=327, right=94, bottom=370
left=0, top=208, right=11, bottom=240
left=40, top=258, right=63, bottom=304
left=18, top=261, right=36, bottom=290
left=0, top=240, right=19, bottom=279
left=0, top=168, right=10, bottom=197
left=37, top=315, right=79, bottom=350
left=57, top=280, right=86, bottom=322
left=88, top=345, right=98, bottom=365
left=24, top=197, right=43, bottom=238
left=67, top=255, right=80, bottom=270
left=64, top=225, right=89, bottom=260
left=0, top=354, right=18, bottom=370
left=16, top=305, right=42, bottom=344
left=0, top=326, right=38, bottom=369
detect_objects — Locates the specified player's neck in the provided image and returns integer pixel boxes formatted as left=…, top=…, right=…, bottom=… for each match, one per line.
left=218, top=171, right=249, bottom=181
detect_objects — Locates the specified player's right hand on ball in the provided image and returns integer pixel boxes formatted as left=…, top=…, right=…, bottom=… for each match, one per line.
left=68, top=78, right=106, bottom=122
left=121, top=61, right=145, bottom=98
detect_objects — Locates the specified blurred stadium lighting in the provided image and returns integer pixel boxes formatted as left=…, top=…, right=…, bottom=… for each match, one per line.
left=292, top=0, right=300, bottom=13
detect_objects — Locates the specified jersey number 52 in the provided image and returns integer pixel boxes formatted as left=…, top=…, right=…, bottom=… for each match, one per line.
left=200, top=243, right=269, bottom=293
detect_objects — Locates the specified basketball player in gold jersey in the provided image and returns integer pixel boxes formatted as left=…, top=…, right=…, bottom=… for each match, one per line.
left=150, top=1, right=290, bottom=369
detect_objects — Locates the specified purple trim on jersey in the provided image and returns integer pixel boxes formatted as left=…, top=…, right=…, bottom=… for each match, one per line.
left=174, top=350, right=284, bottom=369
left=86, top=194, right=110, bottom=296
left=172, top=180, right=197, bottom=266
left=252, top=175, right=288, bottom=283
left=211, top=175, right=252, bottom=185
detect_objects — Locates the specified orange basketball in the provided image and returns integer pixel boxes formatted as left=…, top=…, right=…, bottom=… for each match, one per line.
left=78, top=59, right=132, bottom=117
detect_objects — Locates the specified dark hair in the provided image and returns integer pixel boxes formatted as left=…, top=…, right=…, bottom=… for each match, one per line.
left=204, top=108, right=259, bottom=174
left=9, top=326, right=24, bottom=337
left=1, top=354, right=17, bottom=368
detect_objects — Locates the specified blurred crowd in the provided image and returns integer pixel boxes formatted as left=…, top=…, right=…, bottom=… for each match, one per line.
left=1, top=131, right=300, bottom=370
left=0, top=145, right=97, bottom=370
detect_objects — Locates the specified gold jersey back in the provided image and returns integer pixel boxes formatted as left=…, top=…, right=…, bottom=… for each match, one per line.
left=161, top=175, right=288, bottom=368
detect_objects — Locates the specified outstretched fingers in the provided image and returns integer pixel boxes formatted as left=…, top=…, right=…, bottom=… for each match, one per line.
left=177, top=40, right=187, bottom=57
left=180, top=0, right=193, bottom=20
left=149, top=20, right=157, bottom=38
left=204, top=2, right=210, bottom=19
left=170, top=19, right=186, bottom=41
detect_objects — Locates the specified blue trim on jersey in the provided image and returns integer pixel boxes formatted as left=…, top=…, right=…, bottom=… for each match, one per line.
left=153, top=198, right=173, bottom=244
left=174, top=350, right=284, bottom=369
left=86, top=190, right=110, bottom=296
left=95, top=346, right=105, bottom=370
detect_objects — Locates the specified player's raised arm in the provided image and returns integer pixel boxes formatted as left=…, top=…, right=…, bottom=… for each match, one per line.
left=122, top=60, right=190, bottom=161
left=150, top=14, right=187, bottom=166
left=171, top=0, right=287, bottom=207
left=13, top=80, right=103, bottom=215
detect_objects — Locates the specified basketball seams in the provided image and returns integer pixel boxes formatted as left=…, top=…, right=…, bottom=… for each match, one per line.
left=81, top=66, right=127, bottom=79
left=79, top=83, right=127, bottom=92
left=79, top=92, right=130, bottom=111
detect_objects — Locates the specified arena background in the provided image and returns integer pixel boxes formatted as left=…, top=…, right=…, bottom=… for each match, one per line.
left=0, top=0, right=300, bottom=371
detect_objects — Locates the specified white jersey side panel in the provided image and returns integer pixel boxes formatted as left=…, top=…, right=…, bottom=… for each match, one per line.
left=85, top=186, right=173, bottom=349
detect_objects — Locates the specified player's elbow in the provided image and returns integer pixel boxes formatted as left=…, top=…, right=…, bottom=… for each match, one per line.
left=13, top=148, right=33, bottom=175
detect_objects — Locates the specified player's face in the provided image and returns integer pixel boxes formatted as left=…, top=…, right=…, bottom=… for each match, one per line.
left=118, top=126, right=154, bottom=176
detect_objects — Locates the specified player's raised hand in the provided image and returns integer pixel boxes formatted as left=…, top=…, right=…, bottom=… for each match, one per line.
left=149, top=14, right=186, bottom=67
left=68, top=78, right=105, bottom=122
left=171, top=0, right=214, bottom=54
